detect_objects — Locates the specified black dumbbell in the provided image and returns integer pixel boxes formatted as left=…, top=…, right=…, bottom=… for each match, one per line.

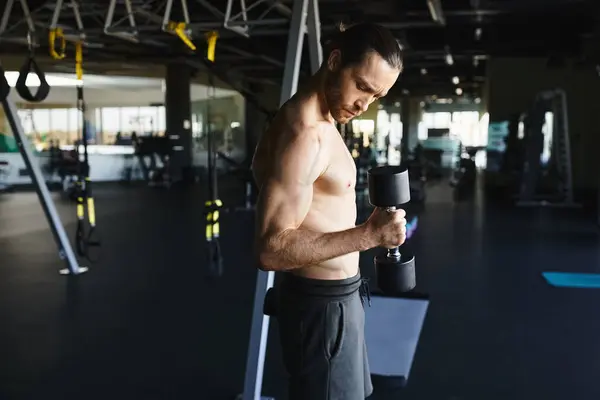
left=368, top=165, right=416, bottom=294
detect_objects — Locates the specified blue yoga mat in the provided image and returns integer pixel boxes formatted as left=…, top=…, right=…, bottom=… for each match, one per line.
left=542, top=272, right=600, bottom=288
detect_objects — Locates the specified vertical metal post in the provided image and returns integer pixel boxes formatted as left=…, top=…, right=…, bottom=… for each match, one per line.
left=1, top=91, right=84, bottom=275
left=306, top=0, right=322, bottom=74
left=241, top=1, right=313, bottom=399
left=279, top=0, right=309, bottom=105
left=556, top=89, right=574, bottom=203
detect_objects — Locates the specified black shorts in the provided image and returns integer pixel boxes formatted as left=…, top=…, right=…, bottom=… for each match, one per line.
left=275, top=273, right=373, bottom=400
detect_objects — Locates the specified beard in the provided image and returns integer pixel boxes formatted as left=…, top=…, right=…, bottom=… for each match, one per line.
left=324, top=70, right=350, bottom=123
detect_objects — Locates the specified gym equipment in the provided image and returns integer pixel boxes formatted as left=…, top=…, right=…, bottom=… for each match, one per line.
left=517, top=89, right=579, bottom=208
left=0, top=160, right=11, bottom=192
left=543, top=272, right=600, bottom=289
left=204, top=31, right=224, bottom=279
left=449, top=144, right=477, bottom=191
left=368, top=165, right=417, bottom=294
left=73, top=42, right=101, bottom=263
left=364, top=293, right=429, bottom=388
left=15, top=33, right=50, bottom=103
left=217, top=151, right=256, bottom=212
left=0, top=54, right=85, bottom=275
left=406, top=215, right=418, bottom=239
left=241, top=0, right=322, bottom=399
left=134, top=136, right=172, bottom=187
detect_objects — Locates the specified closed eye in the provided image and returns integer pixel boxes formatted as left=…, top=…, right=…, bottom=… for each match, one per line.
left=357, top=82, right=371, bottom=92
left=356, top=81, right=382, bottom=99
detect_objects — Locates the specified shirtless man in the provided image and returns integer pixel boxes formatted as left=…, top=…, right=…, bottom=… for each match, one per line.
left=252, top=23, right=406, bottom=400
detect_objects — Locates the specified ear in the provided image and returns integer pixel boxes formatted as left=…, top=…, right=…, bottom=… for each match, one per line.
left=327, top=49, right=342, bottom=72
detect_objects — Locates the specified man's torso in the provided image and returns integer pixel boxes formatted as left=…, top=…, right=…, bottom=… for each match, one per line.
left=253, top=96, right=359, bottom=280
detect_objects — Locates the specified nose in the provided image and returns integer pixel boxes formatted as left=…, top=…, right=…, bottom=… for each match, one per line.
left=355, top=99, right=370, bottom=113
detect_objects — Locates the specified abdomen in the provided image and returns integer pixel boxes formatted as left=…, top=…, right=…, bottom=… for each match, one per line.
left=293, top=192, right=361, bottom=280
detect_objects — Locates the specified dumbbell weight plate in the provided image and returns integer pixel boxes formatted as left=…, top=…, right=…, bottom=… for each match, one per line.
left=368, top=165, right=411, bottom=207
left=374, top=246, right=416, bottom=293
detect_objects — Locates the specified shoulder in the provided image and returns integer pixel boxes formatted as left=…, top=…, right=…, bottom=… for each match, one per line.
left=280, top=98, right=336, bottom=144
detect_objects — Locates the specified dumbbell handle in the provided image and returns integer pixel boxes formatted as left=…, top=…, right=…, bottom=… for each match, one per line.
left=384, top=206, right=402, bottom=261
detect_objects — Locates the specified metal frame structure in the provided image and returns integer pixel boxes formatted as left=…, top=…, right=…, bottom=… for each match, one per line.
left=0, top=0, right=592, bottom=100
left=240, top=1, right=322, bottom=398
left=0, top=69, right=86, bottom=276
left=104, top=0, right=138, bottom=43
left=0, top=0, right=35, bottom=42
left=517, top=88, right=579, bottom=208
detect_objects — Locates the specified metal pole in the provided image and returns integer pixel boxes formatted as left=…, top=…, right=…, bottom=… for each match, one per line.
left=162, top=0, right=174, bottom=29
left=0, top=0, right=15, bottom=36
left=0, top=85, right=85, bottom=275
left=18, top=0, right=35, bottom=33
left=306, top=0, right=322, bottom=74
left=241, top=1, right=311, bottom=399
left=279, top=0, right=309, bottom=105
left=557, top=89, right=573, bottom=203
left=50, top=0, right=64, bottom=28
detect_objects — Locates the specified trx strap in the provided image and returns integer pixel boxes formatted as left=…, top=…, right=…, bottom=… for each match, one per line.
left=73, top=42, right=101, bottom=263
left=168, top=21, right=196, bottom=51
left=48, top=27, right=67, bottom=60
left=204, top=31, right=223, bottom=278
left=205, top=198, right=223, bottom=277
left=15, top=33, right=50, bottom=103
left=0, top=64, right=10, bottom=101
left=163, top=0, right=195, bottom=51
left=205, top=31, right=218, bottom=62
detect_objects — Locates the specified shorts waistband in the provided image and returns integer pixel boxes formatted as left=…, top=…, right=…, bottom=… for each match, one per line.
left=280, top=272, right=363, bottom=298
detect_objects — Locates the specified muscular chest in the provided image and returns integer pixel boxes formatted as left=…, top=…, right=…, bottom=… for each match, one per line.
left=317, top=139, right=356, bottom=195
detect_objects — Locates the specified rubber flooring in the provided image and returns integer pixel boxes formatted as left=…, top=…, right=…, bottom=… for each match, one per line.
left=1, top=178, right=600, bottom=400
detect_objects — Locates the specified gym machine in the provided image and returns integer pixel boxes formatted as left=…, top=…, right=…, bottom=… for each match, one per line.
left=517, top=89, right=579, bottom=208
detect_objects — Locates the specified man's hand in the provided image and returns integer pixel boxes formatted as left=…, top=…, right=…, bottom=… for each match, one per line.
left=364, top=208, right=407, bottom=248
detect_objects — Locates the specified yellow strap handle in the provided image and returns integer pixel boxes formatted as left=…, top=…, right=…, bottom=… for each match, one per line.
left=49, top=28, right=66, bottom=60
left=205, top=31, right=218, bottom=62
left=87, top=197, right=96, bottom=227
left=167, top=21, right=196, bottom=51
left=75, top=42, right=83, bottom=80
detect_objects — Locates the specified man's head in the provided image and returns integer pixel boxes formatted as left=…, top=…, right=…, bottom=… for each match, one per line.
left=321, top=23, right=403, bottom=124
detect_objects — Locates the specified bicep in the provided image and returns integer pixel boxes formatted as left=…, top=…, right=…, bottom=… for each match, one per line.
left=256, top=130, right=325, bottom=238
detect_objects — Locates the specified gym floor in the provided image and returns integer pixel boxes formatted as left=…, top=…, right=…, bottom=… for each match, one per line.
left=1, top=177, right=600, bottom=400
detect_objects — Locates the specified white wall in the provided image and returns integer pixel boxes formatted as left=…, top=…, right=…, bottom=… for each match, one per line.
left=3, top=71, right=238, bottom=107
left=8, top=83, right=238, bottom=108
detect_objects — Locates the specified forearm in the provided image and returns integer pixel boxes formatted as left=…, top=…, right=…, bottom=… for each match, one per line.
left=258, top=224, right=377, bottom=271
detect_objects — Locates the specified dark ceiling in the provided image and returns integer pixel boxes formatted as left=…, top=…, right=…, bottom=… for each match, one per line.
left=0, top=0, right=598, bottom=105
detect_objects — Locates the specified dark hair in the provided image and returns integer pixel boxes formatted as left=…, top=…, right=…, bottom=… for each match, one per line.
left=322, top=22, right=403, bottom=71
